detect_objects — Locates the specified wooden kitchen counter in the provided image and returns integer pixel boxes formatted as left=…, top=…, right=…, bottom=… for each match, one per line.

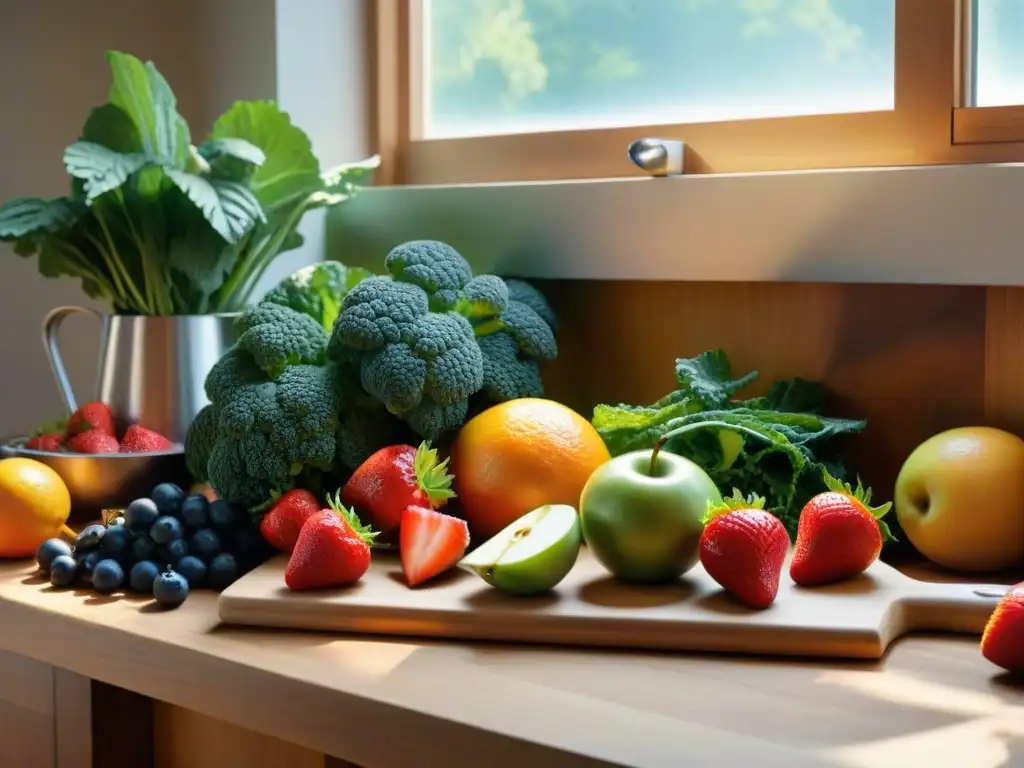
left=0, top=558, right=1020, bottom=768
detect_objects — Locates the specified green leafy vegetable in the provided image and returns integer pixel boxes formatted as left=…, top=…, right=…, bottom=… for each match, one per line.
left=593, top=349, right=866, bottom=538
left=0, top=51, right=377, bottom=315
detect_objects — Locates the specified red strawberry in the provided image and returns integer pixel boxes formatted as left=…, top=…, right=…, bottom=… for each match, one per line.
left=26, top=433, right=62, bottom=452
left=400, top=504, right=470, bottom=587
left=284, top=499, right=378, bottom=591
left=789, top=470, right=893, bottom=587
left=341, top=442, right=455, bottom=534
left=119, top=424, right=173, bottom=453
left=64, top=401, right=115, bottom=441
left=259, top=489, right=322, bottom=553
left=65, top=429, right=119, bottom=454
left=981, top=583, right=1024, bottom=673
left=699, top=490, right=790, bottom=609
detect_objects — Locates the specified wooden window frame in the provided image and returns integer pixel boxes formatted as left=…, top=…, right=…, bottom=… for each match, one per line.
left=372, top=0, right=1024, bottom=186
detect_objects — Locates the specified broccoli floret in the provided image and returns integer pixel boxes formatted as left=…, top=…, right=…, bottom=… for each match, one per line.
left=262, top=261, right=375, bottom=331
left=403, top=397, right=470, bottom=442
left=499, top=301, right=558, bottom=360
left=235, top=302, right=329, bottom=379
left=458, top=275, right=509, bottom=319
left=332, top=278, right=428, bottom=351
left=207, top=437, right=274, bottom=509
left=332, top=276, right=483, bottom=437
left=184, top=404, right=219, bottom=482
left=506, top=278, right=557, bottom=330
left=198, top=344, right=346, bottom=508
left=477, top=332, right=545, bottom=401
left=205, top=347, right=265, bottom=404
left=385, top=240, right=473, bottom=310
left=474, top=286, right=557, bottom=402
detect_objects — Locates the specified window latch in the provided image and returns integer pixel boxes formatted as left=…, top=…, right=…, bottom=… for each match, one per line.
left=627, top=138, right=685, bottom=177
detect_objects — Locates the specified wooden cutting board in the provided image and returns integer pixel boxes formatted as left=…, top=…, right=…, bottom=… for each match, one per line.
left=216, top=549, right=1008, bottom=660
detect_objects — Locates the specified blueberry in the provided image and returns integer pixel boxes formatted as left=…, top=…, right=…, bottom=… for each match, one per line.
left=149, top=516, right=183, bottom=544
left=152, top=568, right=189, bottom=608
left=101, top=525, right=131, bottom=559
left=76, top=550, right=102, bottom=580
left=36, top=538, right=72, bottom=574
left=208, top=553, right=240, bottom=591
left=176, top=555, right=207, bottom=589
left=124, top=498, right=159, bottom=532
left=107, top=515, right=126, bottom=528
left=128, top=560, right=160, bottom=593
left=180, top=494, right=210, bottom=529
left=92, top=559, right=125, bottom=594
left=131, top=536, right=156, bottom=562
left=208, top=500, right=240, bottom=532
left=49, top=555, right=77, bottom=587
left=189, top=529, right=221, bottom=562
left=157, top=538, right=188, bottom=567
left=75, top=524, right=106, bottom=552
left=152, top=483, right=186, bottom=516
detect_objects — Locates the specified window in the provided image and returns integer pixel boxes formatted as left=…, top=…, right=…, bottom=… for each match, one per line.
left=973, top=0, right=1024, bottom=106
left=373, top=0, right=1024, bottom=185
left=425, top=0, right=896, bottom=139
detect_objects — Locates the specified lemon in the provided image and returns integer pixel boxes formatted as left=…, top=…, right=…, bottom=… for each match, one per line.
left=0, top=458, right=74, bottom=558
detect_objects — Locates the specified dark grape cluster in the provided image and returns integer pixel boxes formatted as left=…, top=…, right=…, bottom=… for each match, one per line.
left=35, top=482, right=273, bottom=609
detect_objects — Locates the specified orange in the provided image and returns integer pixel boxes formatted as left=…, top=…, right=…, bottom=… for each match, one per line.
left=450, top=398, right=611, bottom=541
left=0, top=458, right=74, bottom=558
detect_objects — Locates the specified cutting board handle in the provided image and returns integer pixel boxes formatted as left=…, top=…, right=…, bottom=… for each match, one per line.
left=897, top=581, right=1008, bottom=636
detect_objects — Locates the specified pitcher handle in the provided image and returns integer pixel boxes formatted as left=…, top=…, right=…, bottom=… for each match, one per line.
left=41, top=306, right=104, bottom=415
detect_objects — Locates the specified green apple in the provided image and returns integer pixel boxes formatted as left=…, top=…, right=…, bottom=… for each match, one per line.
left=459, top=504, right=582, bottom=595
left=579, top=449, right=721, bottom=583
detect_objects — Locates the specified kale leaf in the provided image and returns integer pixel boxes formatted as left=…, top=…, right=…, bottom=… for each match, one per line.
left=592, top=350, right=866, bottom=538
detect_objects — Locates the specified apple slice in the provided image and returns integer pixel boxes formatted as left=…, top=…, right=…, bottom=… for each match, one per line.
left=459, top=504, right=581, bottom=596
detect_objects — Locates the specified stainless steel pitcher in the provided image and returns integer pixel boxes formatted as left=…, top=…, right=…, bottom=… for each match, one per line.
left=42, top=309, right=239, bottom=443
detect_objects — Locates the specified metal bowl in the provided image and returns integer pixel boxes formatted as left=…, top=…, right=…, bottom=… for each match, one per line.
left=0, top=438, right=191, bottom=526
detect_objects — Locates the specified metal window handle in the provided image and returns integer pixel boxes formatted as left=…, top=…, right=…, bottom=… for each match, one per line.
left=628, top=138, right=685, bottom=177
left=41, top=305, right=105, bottom=415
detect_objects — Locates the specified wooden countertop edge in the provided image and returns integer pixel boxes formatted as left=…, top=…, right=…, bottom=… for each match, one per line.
left=0, top=567, right=840, bottom=768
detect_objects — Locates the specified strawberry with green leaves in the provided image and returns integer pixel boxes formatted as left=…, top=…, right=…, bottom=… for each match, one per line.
left=284, top=493, right=378, bottom=591
left=789, top=470, right=893, bottom=587
left=341, top=442, right=455, bottom=534
left=980, top=582, right=1024, bottom=673
left=700, top=489, right=790, bottom=609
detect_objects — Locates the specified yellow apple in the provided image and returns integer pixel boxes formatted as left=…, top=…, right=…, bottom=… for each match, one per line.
left=895, top=426, right=1024, bottom=572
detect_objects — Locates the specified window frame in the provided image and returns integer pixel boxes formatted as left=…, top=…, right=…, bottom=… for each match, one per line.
left=373, top=0, right=1024, bottom=186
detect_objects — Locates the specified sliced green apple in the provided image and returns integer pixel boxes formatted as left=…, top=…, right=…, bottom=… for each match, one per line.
left=459, top=504, right=581, bottom=596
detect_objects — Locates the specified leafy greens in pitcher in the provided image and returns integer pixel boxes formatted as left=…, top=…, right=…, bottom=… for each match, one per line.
left=0, top=51, right=379, bottom=315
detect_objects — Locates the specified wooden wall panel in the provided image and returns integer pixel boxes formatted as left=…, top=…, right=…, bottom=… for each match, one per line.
left=538, top=280, right=995, bottom=502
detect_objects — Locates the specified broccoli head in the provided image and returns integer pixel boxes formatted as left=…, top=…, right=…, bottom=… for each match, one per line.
left=261, top=260, right=375, bottom=332
left=329, top=240, right=560, bottom=440
left=188, top=324, right=347, bottom=507
left=476, top=287, right=557, bottom=401
left=331, top=275, right=483, bottom=439
left=384, top=240, right=473, bottom=311
left=235, top=302, right=329, bottom=379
